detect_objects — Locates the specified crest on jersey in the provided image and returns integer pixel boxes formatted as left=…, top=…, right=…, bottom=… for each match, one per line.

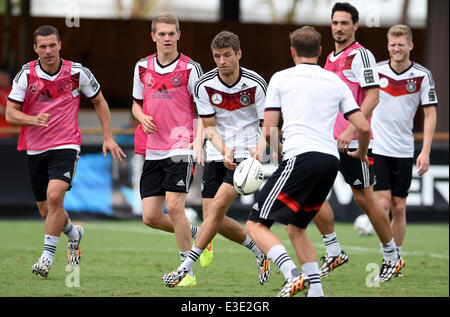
left=211, top=93, right=223, bottom=105
left=405, top=80, right=416, bottom=93
left=239, top=93, right=251, bottom=106
left=171, top=74, right=182, bottom=87
left=145, top=75, right=155, bottom=88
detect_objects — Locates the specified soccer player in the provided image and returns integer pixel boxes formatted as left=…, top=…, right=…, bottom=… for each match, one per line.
left=5, top=25, right=126, bottom=277
left=162, top=31, right=270, bottom=288
left=313, top=2, right=404, bottom=282
left=372, top=24, right=437, bottom=262
left=131, top=13, right=204, bottom=286
left=245, top=26, right=370, bottom=297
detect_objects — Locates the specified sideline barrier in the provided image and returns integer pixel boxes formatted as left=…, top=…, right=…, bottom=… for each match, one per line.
left=0, top=129, right=448, bottom=222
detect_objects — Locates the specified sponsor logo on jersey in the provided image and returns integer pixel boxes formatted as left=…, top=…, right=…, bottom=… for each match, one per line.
left=153, top=84, right=172, bottom=99
left=211, top=93, right=223, bottom=105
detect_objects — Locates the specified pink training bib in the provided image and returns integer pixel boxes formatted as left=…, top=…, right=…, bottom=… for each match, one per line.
left=134, top=54, right=195, bottom=155
left=18, top=60, right=82, bottom=151
left=325, top=43, right=373, bottom=142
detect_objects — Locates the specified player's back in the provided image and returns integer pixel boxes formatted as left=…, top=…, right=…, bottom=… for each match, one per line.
left=266, top=63, right=358, bottom=160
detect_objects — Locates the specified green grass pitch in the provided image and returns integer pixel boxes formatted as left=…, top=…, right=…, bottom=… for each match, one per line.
left=0, top=220, right=448, bottom=297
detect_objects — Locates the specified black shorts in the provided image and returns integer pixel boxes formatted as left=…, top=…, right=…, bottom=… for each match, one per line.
left=140, top=155, right=195, bottom=199
left=339, top=149, right=374, bottom=189
left=201, top=161, right=235, bottom=199
left=27, top=149, right=80, bottom=202
left=248, top=152, right=339, bottom=229
left=373, top=154, right=413, bottom=197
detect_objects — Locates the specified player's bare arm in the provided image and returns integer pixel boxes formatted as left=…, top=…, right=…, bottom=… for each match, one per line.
left=416, top=105, right=437, bottom=176
left=346, top=110, right=370, bottom=166
left=189, top=117, right=205, bottom=166
left=91, top=91, right=126, bottom=162
left=132, top=99, right=157, bottom=134
left=337, top=87, right=379, bottom=151
left=5, top=100, right=50, bottom=127
left=201, top=116, right=236, bottom=170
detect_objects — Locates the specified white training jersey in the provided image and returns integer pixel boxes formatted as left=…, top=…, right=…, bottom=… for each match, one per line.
left=195, top=67, right=266, bottom=161
left=265, top=63, right=360, bottom=161
left=372, top=61, right=438, bottom=158
left=132, top=53, right=203, bottom=160
left=8, top=59, right=101, bottom=155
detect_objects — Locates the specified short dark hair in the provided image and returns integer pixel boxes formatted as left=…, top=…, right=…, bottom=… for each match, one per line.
left=290, top=26, right=321, bottom=58
left=331, top=2, right=359, bottom=24
left=33, top=25, right=61, bottom=44
left=211, top=31, right=240, bottom=53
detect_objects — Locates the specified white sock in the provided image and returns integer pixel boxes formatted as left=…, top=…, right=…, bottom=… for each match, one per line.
left=42, top=235, right=60, bottom=263
left=180, top=246, right=203, bottom=273
left=180, top=251, right=195, bottom=276
left=190, top=224, right=200, bottom=239
left=241, top=235, right=264, bottom=258
left=62, top=219, right=79, bottom=240
left=267, top=244, right=300, bottom=281
left=322, top=232, right=342, bottom=257
left=397, top=246, right=402, bottom=256
left=302, top=262, right=324, bottom=297
left=381, top=238, right=398, bottom=262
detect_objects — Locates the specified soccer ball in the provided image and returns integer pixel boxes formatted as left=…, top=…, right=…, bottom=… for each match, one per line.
left=353, top=214, right=375, bottom=236
left=233, top=158, right=263, bottom=195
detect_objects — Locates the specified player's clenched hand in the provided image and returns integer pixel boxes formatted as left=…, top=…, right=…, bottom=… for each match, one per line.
left=103, top=138, right=127, bottom=162
left=140, top=115, right=157, bottom=134
left=34, top=113, right=50, bottom=127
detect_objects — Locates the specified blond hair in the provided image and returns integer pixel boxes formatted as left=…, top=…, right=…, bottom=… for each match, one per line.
left=151, top=12, right=180, bottom=33
left=387, top=24, right=413, bottom=42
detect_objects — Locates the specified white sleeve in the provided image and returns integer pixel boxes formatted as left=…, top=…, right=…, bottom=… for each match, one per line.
left=339, top=80, right=360, bottom=116
left=194, top=83, right=215, bottom=117
left=420, top=71, right=438, bottom=106
left=352, top=48, right=380, bottom=88
left=78, top=66, right=101, bottom=98
left=132, top=62, right=144, bottom=101
left=264, top=72, right=281, bottom=110
left=187, top=61, right=203, bottom=97
left=8, top=65, right=29, bottom=104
